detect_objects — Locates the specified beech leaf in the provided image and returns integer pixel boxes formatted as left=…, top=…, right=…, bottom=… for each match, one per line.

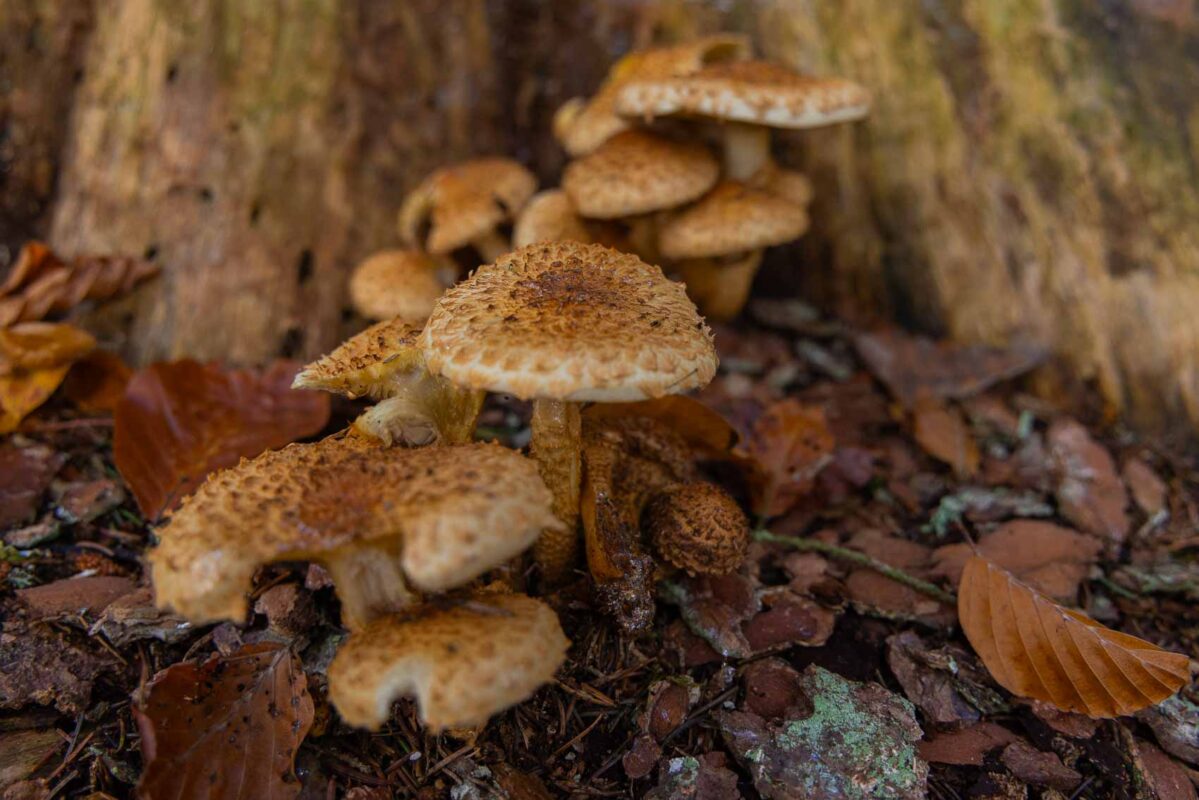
left=113, top=360, right=330, bottom=518
left=135, top=643, right=313, bottom=800
left=62, top=351, right=132, bottom=413
left=0, top=366, right=70, bottom=434
left=0, top=323, right=96, bottom=374
left=583, top=395, right=737, bottom=454
left=958, top=555, right=1189, bottom=718
left=736, top=399, right=834, bottom=518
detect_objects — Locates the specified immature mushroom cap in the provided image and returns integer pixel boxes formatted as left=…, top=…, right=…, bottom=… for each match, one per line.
left=348, top=250, right=454, bottom=323
left=748, top=163, right=814, bottom=207
left=328, top=591, right=569, bottom=731
left=615, top=60, right=871, bottom=130
left=292, top=317, right=423, bottom=399
left=421, top=242, right=717, bottom=402
left=561, top=131, right=719, bottom=219
left=645, top=481, right=749, bottom=575
left=555, top=35, right=750, bottom=156
left=512, top=190, right=593, bottom=248
left=398, top=158, right=537, bottom=254
left=659, top=182, right=809, bottom=260
left=149, top=437, right=556, bottom=626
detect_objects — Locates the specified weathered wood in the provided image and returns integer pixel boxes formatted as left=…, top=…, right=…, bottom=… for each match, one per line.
left=5, top=0, right=1199, bottom=432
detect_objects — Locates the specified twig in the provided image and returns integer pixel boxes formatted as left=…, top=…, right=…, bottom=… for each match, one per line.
left=753, top=529, right=957, bottom=605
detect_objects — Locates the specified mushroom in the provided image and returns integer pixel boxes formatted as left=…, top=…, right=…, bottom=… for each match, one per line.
left=348, top=250, right=456, bottom=323
left=293, top=318, right=483, bottom=445
left=421, top=241, right=717, bottom=583
left=644, top=481, right=749, bottom=575
left=553, top=34, right=750, bottom=157
left=328, top=590, right=568, bottom=731
left=561, top=130, right=719, bottom=262
left=616, top=60, right=871, bottom=180
left=149, top=436, right=557, bottom=630
left=512, top=190, right=592, bottom=248
left=398, top=157, right=537, bottom=262
left=660, top=181, right=809, bottom=320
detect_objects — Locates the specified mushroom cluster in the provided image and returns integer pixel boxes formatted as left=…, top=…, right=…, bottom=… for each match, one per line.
left=149, top=34, right=861, bottom=737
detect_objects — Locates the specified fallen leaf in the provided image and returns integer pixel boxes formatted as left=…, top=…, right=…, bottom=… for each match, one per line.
left=1017, top=698, right=1101, bottom=738
left=886, top=631, right=1006, bottom=731
left=89, top=587, right=192, bottom=647
left=2, top=780, right=49, bottom=800
left=854, top=329, right=1046, bottom=409
left=639, top=680, right=695, bottom=742
left=926, top=486, right=1053, bottom=536
left=16, top=576, right=135, bottom=618
left=1138, top=694, right=1199, bottom=766
left=917, top=723, right=1021, bottom=766
left=0, top=323, right=95, bottom=374
left=645, top=755, right=742, bottom=800
left=492, top=763, right=556, bottom=800
left=718, top=665, right=928, bottom=800
left=254, top=583, right=317, bottom=639
left=844, top=530, right=953, bottom=622
left=932, top=520, right=1102, bottom=602
left=0, top=243, right=61, bottom=297
left=62, top=351, right=131, bottom=413
left=1133, top=739, right=1198, bottom=800
left=56, top=479, right=125, bottom=525
left=1047, top=419, right=1130, bottom=547
left=999, top=740, right=1080, bottom=791
left=958, top=555, right=1189, bottom=717
left=135, top=643, right=313, bottom=800
left=912, top=399, right=979, bottom=477
left=1123, top=457, right=1168, bottom=517
left=736, top=399, right=834, bottom=518
left=742, top=658, right=805, bottom=719
left=0, top=730, right=61, bottom=790
left=0, top=444, right=64, bottom=529
left=742, top=590, right=836, bottom=652
left=584, top=395, right=738, bottom=454
left=0, top=365, right=70, bottom=434
left=622, top=735, right=662, bottom=780
left=114, top=360, right=330, bottom=518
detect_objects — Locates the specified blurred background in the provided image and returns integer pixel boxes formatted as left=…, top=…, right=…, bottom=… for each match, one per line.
left=2, top=0, right=1198, bottom=432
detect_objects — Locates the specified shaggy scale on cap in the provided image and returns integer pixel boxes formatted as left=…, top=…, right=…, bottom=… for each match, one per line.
left=561, top=131, right=718, bottom=219
left=398, top=158, right=536, bottom=254
left=348, top=250, right=453, bottom=322
left=646, top=481, right=750, bottom=575
left=149, top=437, right=555, bottom=626
left=421, top=242, right=717, bottom=402
left=659, top=182, right=809, bottom=259
left=328, top=591, right=569, bottom=731
left=512, top=190, right=592, bottom=248
left=292, top=317, right=423, bottom=399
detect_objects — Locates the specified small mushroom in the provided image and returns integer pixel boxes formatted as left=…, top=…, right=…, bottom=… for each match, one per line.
left=328, top=590, right=568, bottom=731
left=645, top=481, right=750, bottom=576
left=293, top=318, right=483, bottom=445
left=562, top=130, right=719, bottom=262
left=421, top=242, right=717, bottom=584
left=512, top=190, right=592, bottom=248
left=398, top=158, right=536, bottom=262
left=660, top=181, right=809, bottom=320
left=149, top=437, right=557, bottom=630
left=554, top=35, right=749, bottom=157
left=616, top=60, right=871, bottom=180
left=347, top=250, right=456, bottom=323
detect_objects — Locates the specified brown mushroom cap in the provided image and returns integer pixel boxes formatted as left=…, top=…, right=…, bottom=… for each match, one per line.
left=348, top=250, right=454, bottom=323
left=398, top=158, right=537, bottom=254
left=748, top=163, right=814, bottom=207
left=512, top=190, right=593, bottom=248
left=659, top=182, right=809, bottom=260
left=615, top=60, right=871, bottom=129
left=421, top=242, right=717, bottom=402
left=149, top=437, right=556, bottom=625
left=555, top=35, right=750, bottom=156
left=561, top=131, right=719, bottom=219
left=293, top=317, right=423, bottom=399
left=645, top=481, right=749, bottom=575
left=328, top=591, right=568, bottom=731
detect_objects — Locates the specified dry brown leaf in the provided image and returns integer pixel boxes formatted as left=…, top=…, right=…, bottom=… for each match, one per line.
left=584, top=395, right=738, bottom=454
left=61, top=351, right=132, bottom=413
left=113, top=360, right=330, bottom=518
left=959, top=555, right=1189, bottom=718
left=1123, top=457, right=1168, bottom=516
left=0, top=323, right=95, bottom=374
left=135, top=643, right=313, bottom=800
left=1047, top=419, right=1130, bottom=547
left=912, top=398, right=979, bottom=478
left=0, top=366, right=70, bottom=434
left=736, top=399, right=834, bottom=518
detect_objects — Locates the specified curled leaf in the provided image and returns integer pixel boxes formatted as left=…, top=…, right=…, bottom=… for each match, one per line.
left=0, top=323, right=96, bottom=374
left=0, top=366, right=70, bottom=434
left=959, top=556, right=1189, bottom=718
left=113, top=360, right=330, bottom=518
left=736, top=399, right=834, bottom=518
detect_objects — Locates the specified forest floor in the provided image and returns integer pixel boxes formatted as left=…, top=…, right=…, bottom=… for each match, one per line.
left=2, top=297, right=1199, bottom=800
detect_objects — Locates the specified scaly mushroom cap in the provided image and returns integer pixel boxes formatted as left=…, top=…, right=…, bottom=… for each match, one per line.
left=616, top=60, right=871, bottom=129
left=659, top=182, right=809, bottom=260
left=555, top=35, right=750, bottom=156
left=348, top=250, right=453, bottom=323
left=422, top=242, right=717, bottom=402
left=561, top=131, right=719, bottom=219
left=512, top=190, right=593, bottom=248
left=748, top=163, right=814, bottom=207
left=646, top=481, right=749, bottom=575
left=398, top=158, right=536, bottom=254
left=328, top=591, right=568, bottom=731
left=149, top=437, right=556, bottom=624
left=292, top=318, right=423, bottom=399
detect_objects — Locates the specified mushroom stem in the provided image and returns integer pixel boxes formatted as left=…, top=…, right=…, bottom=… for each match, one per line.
left=471, top=230, right=512, bottom=263
left=325, top=542, right=417, bottom=631
left=721, top=122, right=772, bottom=181
left=675, top=250, right=763, bottom=321
left=530, top=398, right=582, bottom=585
left=625, top=215, right=660, bottom=264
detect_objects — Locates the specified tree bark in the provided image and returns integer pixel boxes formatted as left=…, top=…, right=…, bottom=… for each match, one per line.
left=3, top=0, right=1198, bottom=433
